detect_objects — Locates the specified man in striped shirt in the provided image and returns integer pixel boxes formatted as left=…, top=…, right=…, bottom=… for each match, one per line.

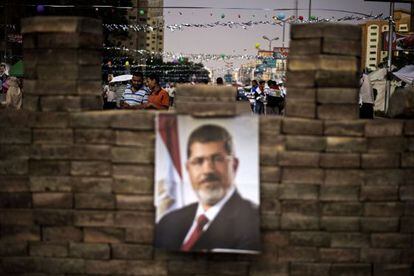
left=120, top=71, right=150, bottom=109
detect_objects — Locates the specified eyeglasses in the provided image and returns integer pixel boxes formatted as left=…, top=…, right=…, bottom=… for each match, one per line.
left=188, top=154, right=233, bottom=167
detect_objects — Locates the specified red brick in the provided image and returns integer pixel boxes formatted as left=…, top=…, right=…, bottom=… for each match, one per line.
left=75, top=193, right=115, bottom=209
left=371, top=233, right=412, bottom=248
left=322, top=202, right=362, bottom=216
left=260, top=145, right=279, bottom=165
left=331, top=233, right=369, bottom=248
left=71, top=177, right=113, bottom=193
left=83, top=227, right=125, bottom=243
left=364, top=169, right=404, bottom=186
left=401, top=152, right=414, bottom=167
left=400, top=185, right=414, bottom=201
left=282, top=118, right=323, bottom=135
left=317, top=88, right=358, bottom=104
left=111, top=146, right=154, bottom=164
left=324, top=120, right=365, bottom=136
left=0, top=128, right=31, bottom=144
left=43, top=226, right=82, bottom=242
left=260, top=166, right=281, bottom=182
left=1, top=226, right=40, bottom=241
left=69, top=243, right=110, bottom=259
left=318, top=104, right=359, bottom=120
left=116, top=194, right=154, bottom=211
left=374, top=264, right=412, bottom=276
left=326, top=137, right=367, bottom=152
left=364, top=202, right=404, bottom=217
left=74, top=129, right=114, bottom=144
left=365, top=120, right=404, bottom=137
left=279, top=184, right=319, bottom=200
left=0, top=241, right=27, bottom=256
left=0, top=210, right=33, bottom=226
left=324, top=169, right=363, bottom=185
left=114, top=211, right=153, bottom=228
left=112, top=176, right=152, bottom=194
left=321, top=216, right=360, bottom=232
left=34, top=209, right=73, bottom=226
left=125, top=225, right=154, bottom=244
left=32, top=193, right=73, bottom=208
left=285, top=135, right=326, bottom=151
left=282, top=200, right=320, bottom=216
left=278, top=246, right=319, bottom=262
left=368, top=137, right=407, bottom=152
left=115, top=130, right=155, bottom=147
left=282, top=168, right=323, bottom=184
left=0, top=193, right=32, bottom=208
left=29, top=241, right=67, bottom=257
left=401, top=217, right=414, bottom=233
left=281, top=214, right=319, bottom=230
left=285, top=100, right=316, bottom=118
left=331, top=264, right=372, bottom=276
left=362, top=153, right=400, bottom=168
left=360, top=185, right=398, bottom=201
left=0, top=176, right=29, bottom=192
left=70, top=161, right=111, bottom=176
left=32, top=129, right=73, bottom=144
left=290, top=231, right=330, bottom=247
left=319, top=248, right=359, bottom=262
left=320, top=186, right=359, bottom=201
left=361, top=217, right=399, bottom=232
left=74, top=211, right=114, bottom=227
left=320, top=153, right=360, bottom=168
left=278, top=151, right=320, bottom=167
left=291, top=263, right=330, bottom=276
left=85, top=260, right=127, bottom=275
left=361, top=248, right=400, bottom=263
left=29, top=176, right=72, bottom=192
left=111, top=244, right=153, bottom=259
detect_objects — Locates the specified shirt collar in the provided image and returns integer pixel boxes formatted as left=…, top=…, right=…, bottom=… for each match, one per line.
left=194, top=185, right=236, bottom=225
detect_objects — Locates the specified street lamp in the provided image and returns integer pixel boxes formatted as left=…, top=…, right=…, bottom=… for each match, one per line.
left=262, top=36, right=279, bottom=51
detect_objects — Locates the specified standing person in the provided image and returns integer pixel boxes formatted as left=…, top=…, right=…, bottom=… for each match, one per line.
left=167, top=82, right=176, bottom=107
left=359, top=72, right=375, bottom=119
left=216, top=77, right=224, bottom=85
left=155, top=124, right=260, bottom=252
left=0, top=63, right=9, bottom=102
left=265, top=80, right=280, bottom=115
left=4, top=77, right=22, bottom=110
left=144, top=74, right=170, bottom=110
left=120, top=71, right=150, bottom=109
left=248, top=80, right=258, bottom=112
left=254, top=80, right=266, bottom=115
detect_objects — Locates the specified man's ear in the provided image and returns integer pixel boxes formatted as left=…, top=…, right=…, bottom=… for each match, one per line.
left=233, top=157, right=239, bottom=173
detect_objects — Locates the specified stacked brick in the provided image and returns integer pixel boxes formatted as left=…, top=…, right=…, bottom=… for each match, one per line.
left=174, top=84, right=238, bottom=116
left=22, top=17, right=103, bottom=112
left=286, top=23, right=361, bottom=120
left=1, top=18, right=413, bottom=276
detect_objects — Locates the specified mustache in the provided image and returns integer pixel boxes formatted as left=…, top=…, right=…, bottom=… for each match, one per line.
left=200, top=173, right=220, bottom=183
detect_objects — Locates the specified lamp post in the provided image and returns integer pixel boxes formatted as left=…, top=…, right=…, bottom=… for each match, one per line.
left=262, top=36, right=279, bottom=51
left=309, top=0, right=312, bottom=19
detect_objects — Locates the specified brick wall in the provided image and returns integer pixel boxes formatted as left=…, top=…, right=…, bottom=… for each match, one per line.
left=0, top=18, right=413, bottom=276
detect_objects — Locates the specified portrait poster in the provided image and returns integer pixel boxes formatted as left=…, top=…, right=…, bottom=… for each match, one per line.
left=154, top=114, right=260, bottom=254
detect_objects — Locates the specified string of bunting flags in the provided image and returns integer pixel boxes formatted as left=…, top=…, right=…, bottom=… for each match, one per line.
left=104, top=13, right=386, bottom=32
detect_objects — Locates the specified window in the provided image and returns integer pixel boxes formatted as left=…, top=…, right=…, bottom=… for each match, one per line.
left=370, top=51, right=376, bottom=54
left=370, top=39, right=377, bottom=42
left=399, top=24, right=408, bottom=32
left=370, top=45, right=376, bottom=48
left=370, top=25, right=378, bottom=29
left=369, top=57, right=376, bottom=61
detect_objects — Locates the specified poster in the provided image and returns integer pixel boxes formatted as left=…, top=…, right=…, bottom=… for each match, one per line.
left=154, top=114, right=260, bottom=254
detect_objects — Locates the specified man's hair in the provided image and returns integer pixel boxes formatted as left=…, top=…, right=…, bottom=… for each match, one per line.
left=187, top=125, right=234, bottom=158
left=0, top=63, right=6, bottom=68
left=132, top=71, right=143, bottom=78
left=216, top=77, right=224, bottom=85
left=251, top=80, right=258, bottom=86
left=148, top=73, right=160, bottom=84
left=259, top=80, right=266, bottom=85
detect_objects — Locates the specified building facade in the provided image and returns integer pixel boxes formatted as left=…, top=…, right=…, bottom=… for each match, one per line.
left=361, top=9, right=411, bottom=71
left=126, top=0, right=164, bottom=54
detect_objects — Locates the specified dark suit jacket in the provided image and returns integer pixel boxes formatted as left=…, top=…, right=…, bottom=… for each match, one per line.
left=155, top=190, right=260, bottom=252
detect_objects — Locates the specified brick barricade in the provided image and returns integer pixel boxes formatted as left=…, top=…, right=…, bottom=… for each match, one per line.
left=21, top=17, right=103, bottom=112
left=1, top=19, right=413, bottom=276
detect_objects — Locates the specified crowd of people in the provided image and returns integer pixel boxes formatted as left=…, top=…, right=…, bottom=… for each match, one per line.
left=102, top=71, right=173, bottom=111
left=247, top=79, right=286, bottom=115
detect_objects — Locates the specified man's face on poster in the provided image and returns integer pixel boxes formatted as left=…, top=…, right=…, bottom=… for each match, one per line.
left=186, top=141, right=239, bottom=208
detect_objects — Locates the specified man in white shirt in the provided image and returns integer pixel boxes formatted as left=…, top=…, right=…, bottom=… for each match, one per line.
left=359, top=73, right=375, bottom=119
left=155, top=124, right=260, bottom=253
